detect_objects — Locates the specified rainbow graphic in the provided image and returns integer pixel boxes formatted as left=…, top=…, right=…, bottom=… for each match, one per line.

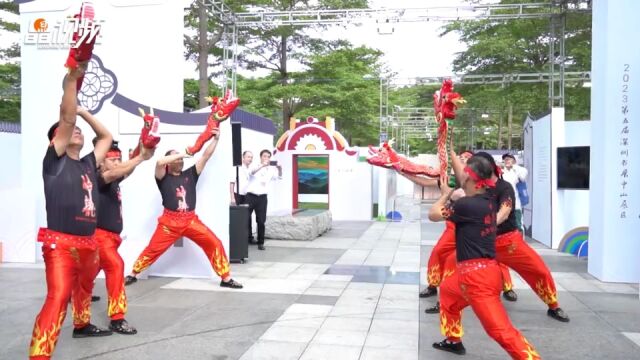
left=558, top=227, right=589, bottom=257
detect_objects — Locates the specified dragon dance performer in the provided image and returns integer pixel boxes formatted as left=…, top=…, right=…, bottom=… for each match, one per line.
left=472, top=152, right=569, bottom=322
left=89, top=139, right=154, bottom=335
left=124, top=128, right=242, bottom=290
left=30, top=4, right=109, bottom=359
left=429, top=156, right=540, bottom=359
left=30, top=104, right=114, bottom=359
left=400, top=151, right=516, bottom=303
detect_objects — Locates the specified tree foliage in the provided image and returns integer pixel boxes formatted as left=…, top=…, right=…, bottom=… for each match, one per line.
left=236, top=0, right=369, bottom=131
left=432, top=0, right=592, bottom=150
left=234, top=44, right=382, bottom=146
left=0, top=0, right=20, bottom=123
left=0, top=63, right=20, bottom=122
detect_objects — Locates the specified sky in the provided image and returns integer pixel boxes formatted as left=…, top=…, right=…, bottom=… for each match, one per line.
left=181, top=0, right=469, bottom=81
left=1, top=0, right=469, bottom=80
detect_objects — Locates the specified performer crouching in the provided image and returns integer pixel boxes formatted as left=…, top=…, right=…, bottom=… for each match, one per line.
left=124, top=128, right=242, bottom=289
left=429, top=156, right=540, bottom=359
left=90, top=139, right=154, bottom=335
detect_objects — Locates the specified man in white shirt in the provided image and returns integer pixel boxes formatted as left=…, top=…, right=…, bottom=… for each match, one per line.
left=501, top=153, right=528, bottom=231
left=230, top=150, right=253, bottom=205
left=246, top=149, right=282, bottom=250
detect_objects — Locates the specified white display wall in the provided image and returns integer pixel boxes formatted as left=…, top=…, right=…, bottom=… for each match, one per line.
left=12, top=0, right=232, bottom=280
left=589, top=0, right=640, bottom=283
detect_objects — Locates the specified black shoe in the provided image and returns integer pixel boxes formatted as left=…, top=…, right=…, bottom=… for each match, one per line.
left=433, top=339, right=466, bottom=355
left=419, top=286, right=438, bottom=298
left=424, top=302, right=440, bottom=314
left=91, top=295, right=101, bottom=302
left=258, top=244, right=265, bottom=250
left=547, top=307, right=570, bottom=322
left=248, top=238, right=257, bottom=245
left=109, top=319, right=137, bottom=335
left=72, top=323, right=113, bottom=338
left=502, top=290, right=518, bottom=302
left=220, top=279, right=243, bottom=289
left=124, top=275, right=137, bottom=286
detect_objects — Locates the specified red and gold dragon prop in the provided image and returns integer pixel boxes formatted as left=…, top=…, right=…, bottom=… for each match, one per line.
left=433, top=79, right=466, bottom=185
left=367, top=140, right=439, bottom=177
left=129, top=107, right=161, bottom=159
left=367, top=79, right=465, bottom=180
left=64, top=2, right=99, bottom=93
left=185, top=90, right=240, bottom=155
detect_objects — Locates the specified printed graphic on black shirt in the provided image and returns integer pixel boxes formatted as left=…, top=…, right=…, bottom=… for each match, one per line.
left=43, top=146, right=99, bottom=236
left=157, top=165, right=199, bottom=212
left=446, top=194, right=497, bottom=262
left=176, top=185, right=189, bottom=212
left=81, top=174, right=96, bottom=218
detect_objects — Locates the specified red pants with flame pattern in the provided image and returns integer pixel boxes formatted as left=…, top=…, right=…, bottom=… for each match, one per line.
left=439, top=259, right=540, bottom=360
left=495, top=230, right=559, bottom=308
left=428, top=221, right=513, bottom=291
left=131, top=210, right=230, bottom=278
left=92, top=228, right=127, bottom=320
left=29, top=229, right=99, bottom=360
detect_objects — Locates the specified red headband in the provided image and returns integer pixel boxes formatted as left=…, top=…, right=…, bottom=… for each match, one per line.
left=106, top=150, right=121, bottom=159
left=464, top=166, right=496, bottom=189
left=494, top=165, right=503, bottom=176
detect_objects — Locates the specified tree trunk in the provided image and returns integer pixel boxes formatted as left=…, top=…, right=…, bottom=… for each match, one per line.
left=197, top=2, right=209, bottom=109
left=280, top=34, right=290, bottom=132
left=497, top=113, right=503, bottom=148
left=507, top=102, right=513, bottom=149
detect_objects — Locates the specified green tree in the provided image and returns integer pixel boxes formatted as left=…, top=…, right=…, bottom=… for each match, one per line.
left=291, top=45, right=382, bottom=145
left=183, top=79, right=221, bottom=111
left=225, top=44, right=383, bottom=145
left=183, top=0, right=273, bottom=109
left=437, top=0, right=591, bottom=149
left=0, top=0, right=20, bottom=123
left=0, top=63, right=20, bottom=122
left=241, top=0, right=369, bottom=132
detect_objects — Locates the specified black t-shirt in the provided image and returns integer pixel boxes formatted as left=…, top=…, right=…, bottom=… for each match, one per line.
left=43, top=146, right=99, bottom=236
left=97, top=177, right=123, bottom=234
left=489, top=179, right=518, bottom=235
left=446, top=193, right=497, bottom=262
left=156, top=165, right=199, bottom=212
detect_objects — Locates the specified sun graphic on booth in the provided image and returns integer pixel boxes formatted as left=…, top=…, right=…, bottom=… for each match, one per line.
left=275, top=116, right=358, bottom=156
left=294, top=134, right=328, bottom=151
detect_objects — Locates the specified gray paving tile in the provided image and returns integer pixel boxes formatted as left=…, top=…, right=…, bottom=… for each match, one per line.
left=595, top=311, right=640, bottom=332
left=571, top=291, right=640, bottom=313
left=247, top=246, right=346, bottom=264
left=296, top=295, right=340, bottom=306
left=385, top=272, right=420, bottom=285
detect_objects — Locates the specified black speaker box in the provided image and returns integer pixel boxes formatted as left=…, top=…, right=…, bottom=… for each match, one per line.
left=231, top=122, right=242, bottom=166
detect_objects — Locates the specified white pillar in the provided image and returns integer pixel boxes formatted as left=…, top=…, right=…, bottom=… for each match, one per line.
left=588, top=0, right=640, bottom=282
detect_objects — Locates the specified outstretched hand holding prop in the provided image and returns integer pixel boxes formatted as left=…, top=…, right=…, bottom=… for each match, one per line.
left=64, top=2, right=99, bottom=93
left=129, top=107, right=161, bottom=159
left=185, top=90, right=240, bottom=155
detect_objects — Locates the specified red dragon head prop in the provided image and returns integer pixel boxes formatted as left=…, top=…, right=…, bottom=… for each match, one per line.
left=433, top=79, right=466, bottom=187
left=185, top=90, right=241, bottom=155
left=206, top=90, right=240, bottom=123
left=64, top=2, right=99, bottom=94
left=129, top=107, right=161, bottom=159
left=367, top=140, right=401, bottom=168
left=367, top=140, right=439, bottom=178
left=433, top=79, right=466, bottom=122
